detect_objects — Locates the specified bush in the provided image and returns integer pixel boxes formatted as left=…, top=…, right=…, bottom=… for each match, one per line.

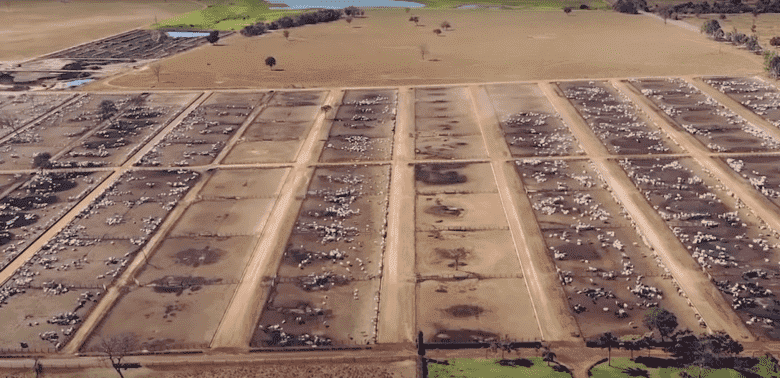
left=746, top=34, right=762, bottom=52
left=240, top=23, right=267, bottom=36
left=344, top=5, right=360, bottom=16
left=613, top=0, right=638, bottom=14
left=765, top=51, right=780, bottom=78
left=701, top=19, right=721, bottom=36
left=580, top=4, right=590, bottom=9
left=771, top=36, right=780, bottom=47
left=206, top=30, right=219, bottom=44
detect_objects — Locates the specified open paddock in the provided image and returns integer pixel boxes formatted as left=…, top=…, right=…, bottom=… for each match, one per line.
left=55, top=92, right=198, bottom=168
left=704, top=76, right=780, bottom=128
left=515, top=158, right=702, bottom=338
left=621, top=157, right=780, bottom=339
left=487, top=83, right=582, bottom=157
left=417, top=278, right=541, bottom=343
left=252, top=279, right=380, bottom=347
left=630, top=78, right=780, bottom=153
left=0, top=94, right=73, bottom=138
left=0, top=287, right=102, bottom=351
left=83, top=283, right=236, bottom=352
left=138, top=92, right=268, bottom=167
left=0, top=94, right=131, bottom=170
left=558, top=80, right=677, bottom=155
left=255, top=164, right=390, bottom=348
left=0, top=171, right=110, bottom=273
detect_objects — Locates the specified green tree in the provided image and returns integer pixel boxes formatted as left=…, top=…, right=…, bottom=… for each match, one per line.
left=265, top=56, right=277, bottom=70
left=597, top=332, right=619, bottom=366
left=643, top=307, right=678, bottom=341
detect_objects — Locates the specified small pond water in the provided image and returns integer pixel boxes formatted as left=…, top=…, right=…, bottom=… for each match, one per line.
left=166, top=31, right=211, bottom=38
left=269, top=0, right=423, bottom=9
left=65, top=79, right=93, bottom=87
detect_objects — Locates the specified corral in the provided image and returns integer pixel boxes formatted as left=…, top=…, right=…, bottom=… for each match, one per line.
left=7, top=3, right=780, bottom=377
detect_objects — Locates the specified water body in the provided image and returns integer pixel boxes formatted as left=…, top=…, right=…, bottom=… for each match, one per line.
left=166, top=31, right=211, bottom=38
left=65, top=79, right=93, bottom=87
left=269, top=0, right=423, bottom=9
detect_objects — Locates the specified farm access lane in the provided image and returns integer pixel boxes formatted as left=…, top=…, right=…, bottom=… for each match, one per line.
left=209, top=89, right=345, bottom=350
left=469, top=85, right=575, bottom=343
left=377, top=87, right=416, bottom=344
left=540, top=80, right=755, bottom=341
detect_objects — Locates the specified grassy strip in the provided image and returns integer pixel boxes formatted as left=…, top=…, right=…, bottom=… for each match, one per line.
left=154, top=0, right=301, bottom=30
left=428, top=356, right=573, bottom=378
left=589, top=357, right=780, bottom=378
left=154, top=0, right=612, bottom=30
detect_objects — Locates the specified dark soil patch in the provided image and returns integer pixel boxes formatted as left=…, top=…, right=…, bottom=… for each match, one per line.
left=415, top=164, right=468, bottom=185
left=444, top=304, right=484, bottom=318
left=174, top=247, right=224, bottom=267
left=149, top=276, right=222, bottom=296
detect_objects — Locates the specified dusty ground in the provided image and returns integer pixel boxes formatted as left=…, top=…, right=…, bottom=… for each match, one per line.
left=0, top=1, right=203, bottom=63
left=87, top=9, right=766, bottom=91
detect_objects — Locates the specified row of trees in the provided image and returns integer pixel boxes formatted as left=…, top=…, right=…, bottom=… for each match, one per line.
left=660, top=0, right=780, bottom=16
left=700, top=19, right=764, bottom=53
left=240, top=8, right=344, bottom=37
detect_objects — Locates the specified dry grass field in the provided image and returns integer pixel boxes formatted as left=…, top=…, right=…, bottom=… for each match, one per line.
left=88, top=8, right=766, bottom=91
left=0, top=0, right=202, bottom=62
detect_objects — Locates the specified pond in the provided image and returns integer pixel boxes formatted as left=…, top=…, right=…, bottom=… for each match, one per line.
left=269, top=0, right=424, bottom=9
left=65, top=79, right=93, bottom=87
left=166, top=31, right=211, bottom=38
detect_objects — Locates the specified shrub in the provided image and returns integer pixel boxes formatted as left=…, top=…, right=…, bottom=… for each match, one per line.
left=580, top=4, right=590, bottom=9
left=613, top=0, right=638, bottom=14
left=277, top=16, right=295, bottom=28
left=344, top=6, right=360, bottom=16
left=770, top=36, right=780, bottom=47
left=701, top=19, right=721, bottom=36
left=764, top=51, right=780, bottom=78
left=206, top=30, right=219, bottom=44
left=564, top=6, right=572, bottom=13
left=240, top=23, right=267, bottom=36
left=746, top=34, right=762, bottom=52
left=265, top=56, right=277, bottom=70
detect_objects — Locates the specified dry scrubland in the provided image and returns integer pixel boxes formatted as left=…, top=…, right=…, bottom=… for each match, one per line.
left=90, top=9, right=766, bottom=91
left=0, top=0, right=202, bottom=62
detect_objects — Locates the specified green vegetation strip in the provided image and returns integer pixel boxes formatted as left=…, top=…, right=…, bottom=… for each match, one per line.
left=591, top=357, right=780, bottom=378
left=154, top=0, right=301, bottom=31
left=155, top=0, right=613, bottom=30
left=428, top=356, right=572, bottom=378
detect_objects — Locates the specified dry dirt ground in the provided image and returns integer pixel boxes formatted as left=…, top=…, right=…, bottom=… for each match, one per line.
left=86, top=9, right=767, bottom=91
left=0, top=0, right=202, bottom=62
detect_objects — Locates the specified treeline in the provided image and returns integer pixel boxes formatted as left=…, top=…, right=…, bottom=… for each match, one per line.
left=240, top=8, right=347, bottom=36
left=660, top=0, right=780, bottom=15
